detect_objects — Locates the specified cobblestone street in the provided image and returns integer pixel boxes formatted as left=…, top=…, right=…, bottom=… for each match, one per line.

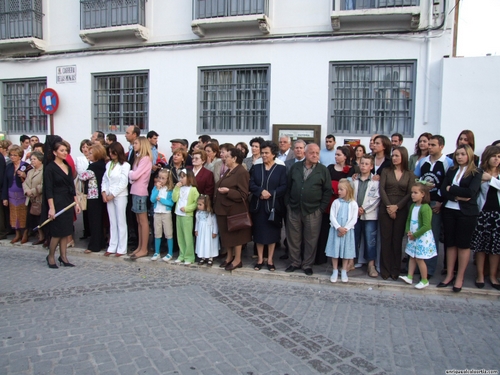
left=1, top=245, right=499, bottom=375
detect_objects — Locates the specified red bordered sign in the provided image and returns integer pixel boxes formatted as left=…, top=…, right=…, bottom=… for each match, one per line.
left=39, top=88, right=59, bottom=115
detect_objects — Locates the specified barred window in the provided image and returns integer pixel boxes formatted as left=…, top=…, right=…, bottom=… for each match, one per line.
left=193, top=0, right=269, bottom=19
left=337, top=0, right=419, bottom=11
left=93, top=72, right=148, bottom=133
left=80, top=0, right=146, bottom=30
left=0, top=0, right=43, bottom=40
left=2, top=79, right=47, bottom=133
left=328, top=61, right=415, bottom=137
left=198, top=66, right=269, bottom=135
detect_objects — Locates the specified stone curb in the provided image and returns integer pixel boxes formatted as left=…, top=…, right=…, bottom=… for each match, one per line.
left=2, top=240, right=500, bottom=299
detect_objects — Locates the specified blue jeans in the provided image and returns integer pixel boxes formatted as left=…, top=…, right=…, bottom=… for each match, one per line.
left=354, top=219, right=378, bottom=262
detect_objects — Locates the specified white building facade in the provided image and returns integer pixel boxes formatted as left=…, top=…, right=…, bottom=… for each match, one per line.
left=0, top=0, right=454, bottom=157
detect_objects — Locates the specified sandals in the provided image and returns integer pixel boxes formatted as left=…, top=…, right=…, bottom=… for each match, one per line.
left=207, top=259, right=213, bottom=267
left=198, top=259, right=206, bottom=266
left=254, top=263, right=264, bottom=271
left=267, top=263, right=276, bottom=272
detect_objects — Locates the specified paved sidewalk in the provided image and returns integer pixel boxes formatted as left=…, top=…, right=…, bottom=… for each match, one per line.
left=4, top=234, right=497, bottom=298
left=1, top=244, right=499, bottom=375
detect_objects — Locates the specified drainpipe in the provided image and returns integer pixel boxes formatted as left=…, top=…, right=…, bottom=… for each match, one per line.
left=422, top=1, right=435, bottom=127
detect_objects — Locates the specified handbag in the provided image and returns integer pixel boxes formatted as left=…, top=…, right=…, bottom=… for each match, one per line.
left=227, top=197, right=252, bottom=232
left=30, top=200, right=41, bottom=216
left=76, top=179, right=87, bottom=211
left=268, top=194, right=282, bottom=228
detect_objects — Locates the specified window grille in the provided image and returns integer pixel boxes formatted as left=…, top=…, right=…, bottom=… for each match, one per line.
left=198, top=66, right=269, bottom=134
left=2, top=79, right=47, bottom=133
left=0, top=0, right=43, bottom=40
left=336, top=0, right=419, bottom=10
left=193, top=0, right=269, bottom=19
left=80, top=0, right=146, bottom=30
left=328, top=61, right=415, bottom=136
left=93, top=72, right=148, bottom=133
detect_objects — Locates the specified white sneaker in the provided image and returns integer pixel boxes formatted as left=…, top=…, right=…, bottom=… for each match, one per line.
left=330, top=270, right=338, bottom=283
left=184, top=261, right=192, bottom=266
left=174, top=259, right=183, bottom=263
left=151, top=253, right=160, bottom=261
left=162, top=254, right=172, bottom=262
left=341, top=271, right=348, bottom=283
left=399, top=275, right=413, bottom=285
left=415, top=281, right=429, bottom=289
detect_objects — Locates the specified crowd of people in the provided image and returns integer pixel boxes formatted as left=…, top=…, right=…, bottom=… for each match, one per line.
left=1, top=128, right=499, bottom=292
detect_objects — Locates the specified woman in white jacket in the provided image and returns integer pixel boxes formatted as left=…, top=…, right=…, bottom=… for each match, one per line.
left=101, top=142, right=130, bottom=256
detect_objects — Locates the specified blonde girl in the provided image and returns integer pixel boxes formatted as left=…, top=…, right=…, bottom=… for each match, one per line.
left=150, top=169, right=175, bottom=261
left=128, top=136, right=153, bottom=260
left=325, top=179, right=358, bottom=283
left=400, top=182, right=437, bottom=289
left=195, top=195, right=219, bottom=266
left=173, top=169, right=199, bottom=265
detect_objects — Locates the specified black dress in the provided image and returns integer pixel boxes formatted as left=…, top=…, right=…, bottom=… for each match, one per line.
left=44, top=161, right=76, bottom=238
left=249, top=163, right=287, bottom=245
left=85, top=160, right=106, bottom=252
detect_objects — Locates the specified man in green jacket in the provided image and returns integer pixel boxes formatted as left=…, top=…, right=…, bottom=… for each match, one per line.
left=285, top=143, right=332, bottom=276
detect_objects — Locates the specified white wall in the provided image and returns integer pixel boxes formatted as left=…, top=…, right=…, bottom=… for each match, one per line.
left=440, top=56, right=500, bottom=157
left=0, top=0, right=455, bottom=161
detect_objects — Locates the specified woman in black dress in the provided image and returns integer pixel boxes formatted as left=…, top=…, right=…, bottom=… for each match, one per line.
left=79, top=144, right=107, bottom=254
left=249, top=141, right=287, bottom=271
left=45, top=142, right=81, bottom=268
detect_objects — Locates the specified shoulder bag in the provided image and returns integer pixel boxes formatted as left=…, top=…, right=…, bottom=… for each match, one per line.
left=75, top=178, right=87, bottom=211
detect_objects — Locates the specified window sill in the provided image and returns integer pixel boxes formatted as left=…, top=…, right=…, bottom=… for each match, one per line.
left=191, top=14, right=270, bottom=38
left=0, top=37, right=46, bottom=55
left=79, top=24, right=149, bottom=46
left=331, top=7, right=420, bottom=33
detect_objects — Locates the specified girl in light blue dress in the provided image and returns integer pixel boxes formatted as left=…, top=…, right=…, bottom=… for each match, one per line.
left=326, top=179, right=358, bottom=283
left=399, top=182, right=437, bottom=289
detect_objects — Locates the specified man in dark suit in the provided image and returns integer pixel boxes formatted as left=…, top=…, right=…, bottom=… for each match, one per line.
left=281, top=139, right=307, bottom=259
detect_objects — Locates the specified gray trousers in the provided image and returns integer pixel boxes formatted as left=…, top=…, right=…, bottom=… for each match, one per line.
left=286, top=207, right=323, bottom=269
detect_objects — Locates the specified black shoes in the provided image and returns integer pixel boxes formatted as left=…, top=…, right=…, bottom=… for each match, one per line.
left=285, top=265, right=299, bottom=273
left=279, top=254, right=289, bottom=260
left=304, top=268, right=313, bottom=276
left=58, top=256, right=75, bottom=267
left=475, top=281, right=485, bottom=289
left=46, top=256, right=58, bottom=269
left=436, top=278, right=455, bottom=288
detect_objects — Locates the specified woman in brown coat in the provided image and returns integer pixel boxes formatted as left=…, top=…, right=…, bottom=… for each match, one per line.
left=379, top=146, right=415, bottom=280
left=213, top=148, right=251, bottom=271
left=22, top=151, right=44, bottom=245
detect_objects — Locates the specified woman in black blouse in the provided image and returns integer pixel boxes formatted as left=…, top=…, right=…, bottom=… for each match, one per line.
left=45, top=142, right=81, bottom=268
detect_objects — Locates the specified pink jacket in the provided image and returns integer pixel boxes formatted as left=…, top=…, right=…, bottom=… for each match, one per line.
left=129, top=156, right=151, bottom=197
